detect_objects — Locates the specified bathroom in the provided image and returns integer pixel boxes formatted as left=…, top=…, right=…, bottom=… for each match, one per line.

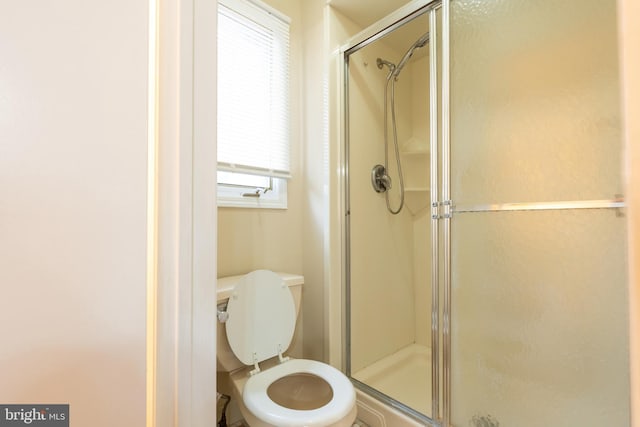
left=1, top=0, right=639, bottom=426
left=217, top=0, right=633, bottom=426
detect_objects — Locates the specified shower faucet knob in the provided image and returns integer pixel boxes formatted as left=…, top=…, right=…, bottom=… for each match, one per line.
left=371, top=164, right=391, bottom=193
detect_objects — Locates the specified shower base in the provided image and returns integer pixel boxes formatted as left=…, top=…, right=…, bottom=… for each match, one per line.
left=353, top=343, right=432, bottom=415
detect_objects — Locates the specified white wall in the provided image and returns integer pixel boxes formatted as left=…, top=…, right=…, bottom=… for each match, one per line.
left=0, top=1, right=149, bottom=426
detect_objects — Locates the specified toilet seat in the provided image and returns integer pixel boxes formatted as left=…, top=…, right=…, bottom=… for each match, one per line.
left=243, top=358, right=356, bottom=427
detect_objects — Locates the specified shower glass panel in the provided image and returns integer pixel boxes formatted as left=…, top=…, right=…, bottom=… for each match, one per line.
left=450, top=210, right=628, bottom=427
left=345, top=4, right=440, bottom=422
left=450, top=0, right=623, bottom=207
left=448, top=1, right=629, bottom=426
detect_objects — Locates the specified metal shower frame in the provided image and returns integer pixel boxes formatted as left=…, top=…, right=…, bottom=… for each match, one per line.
left=340, top=0, right=447, bottom=425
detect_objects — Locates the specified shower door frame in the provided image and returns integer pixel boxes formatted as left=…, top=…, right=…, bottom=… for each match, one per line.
left=340, top=1, right=445, bottom=425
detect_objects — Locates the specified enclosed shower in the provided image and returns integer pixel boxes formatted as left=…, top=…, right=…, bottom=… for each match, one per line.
left=344, top=5, right=437, bottom=422
left=341, top=0, right=629, bottom=426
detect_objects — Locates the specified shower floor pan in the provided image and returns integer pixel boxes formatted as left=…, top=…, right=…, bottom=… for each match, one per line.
left=353, top=343, right=432, bottom=415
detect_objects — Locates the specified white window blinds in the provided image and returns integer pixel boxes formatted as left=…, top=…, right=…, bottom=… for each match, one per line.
left=217, top=0, right=291, bottom=179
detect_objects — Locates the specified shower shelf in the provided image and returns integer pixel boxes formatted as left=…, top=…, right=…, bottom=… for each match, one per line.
left=401, top=136, right=429, bottom=155
left=401, top=149, right=429, bottom=156
left=400, top=137, right=429, bottom=215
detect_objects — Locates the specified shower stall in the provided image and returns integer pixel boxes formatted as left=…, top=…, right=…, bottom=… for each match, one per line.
left=340, top=0, right=629, bottom=426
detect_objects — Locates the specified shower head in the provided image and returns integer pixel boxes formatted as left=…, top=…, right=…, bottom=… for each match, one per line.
left=393, top=32, right=430, bottom=79
left=376, top=58, right=396, bottom=72
left=376, top=57, right=397, bottom=80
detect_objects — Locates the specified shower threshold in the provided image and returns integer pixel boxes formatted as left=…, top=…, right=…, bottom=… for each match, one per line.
left=352, top=343, right=432, bottom=415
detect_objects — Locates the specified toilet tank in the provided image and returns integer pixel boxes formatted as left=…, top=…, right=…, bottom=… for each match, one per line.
left=216, top=272, right=304, bottom=372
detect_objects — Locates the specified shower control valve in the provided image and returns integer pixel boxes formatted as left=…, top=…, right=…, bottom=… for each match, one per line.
left=371, top=164, right=391, bottom=193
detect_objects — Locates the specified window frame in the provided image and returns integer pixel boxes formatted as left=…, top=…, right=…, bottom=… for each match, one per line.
left=217, top=173, right=288, bottom=209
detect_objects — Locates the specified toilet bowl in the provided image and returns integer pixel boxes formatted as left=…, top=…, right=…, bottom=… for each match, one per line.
left=217, top=270, right=356, bottom=427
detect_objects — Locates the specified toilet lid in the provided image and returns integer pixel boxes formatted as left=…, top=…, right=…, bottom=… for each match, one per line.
left=226, top=270, right=296, bottom=365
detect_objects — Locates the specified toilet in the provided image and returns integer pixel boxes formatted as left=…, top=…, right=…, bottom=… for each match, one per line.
left=217, top=270, right=357, bottom=427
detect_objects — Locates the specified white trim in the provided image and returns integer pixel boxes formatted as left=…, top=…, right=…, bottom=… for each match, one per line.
left=192, top=0, right=218, bottom=423
left=335, top=20, right=348, bottom=371
left=220, top=0, right=291, bottom=24
left=153, top=0, right=217, bottom=426
left=146, top=0, right=159, bottom=425
left=218, top=178, right=288, bottom=209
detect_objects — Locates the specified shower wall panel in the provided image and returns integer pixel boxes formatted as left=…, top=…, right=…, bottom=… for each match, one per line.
left=410, top=54, right=432, bottom=348
left=349, top=45, right=416, bottom=373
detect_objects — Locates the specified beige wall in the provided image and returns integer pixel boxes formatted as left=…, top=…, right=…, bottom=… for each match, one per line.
left=619, top=0, right=640, bottom=424
left=300, top=0, right=331, bottom=363
left=0, top=1, right=148, bottom=425
left=217, top=207, right=303, bottom=277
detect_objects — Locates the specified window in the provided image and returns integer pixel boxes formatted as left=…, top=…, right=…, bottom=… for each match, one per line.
left=217, top=0, right=291, bottom=208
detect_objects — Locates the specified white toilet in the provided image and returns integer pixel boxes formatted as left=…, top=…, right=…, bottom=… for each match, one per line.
left=217, top=270, right=357, bottom=427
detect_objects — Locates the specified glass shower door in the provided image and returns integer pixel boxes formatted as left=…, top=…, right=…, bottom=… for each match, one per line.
left=448, top=1, right=629, bottom=426
left=344, top=3, right=441, bottom=423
